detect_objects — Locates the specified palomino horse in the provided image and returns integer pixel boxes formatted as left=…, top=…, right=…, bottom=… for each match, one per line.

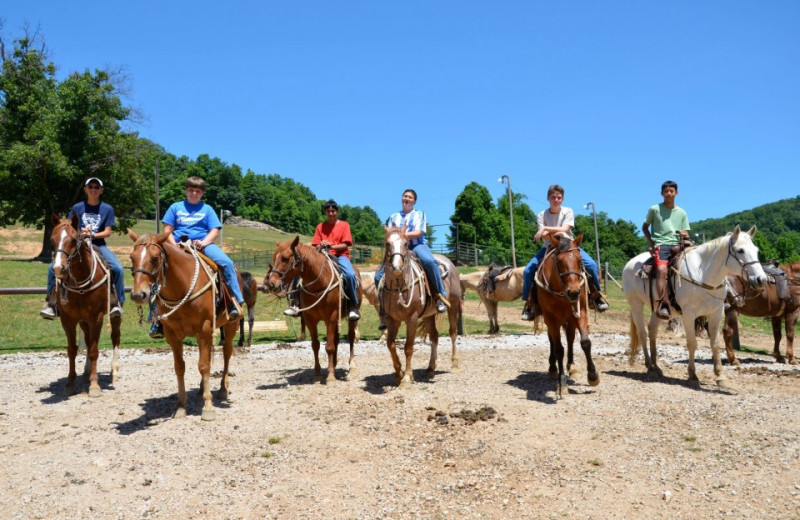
left=622, top=226, right=767, bottom=387
left=128, top=230, right=240, bottom=421
left=459, top=267, right=524, bottom=334
left=263, top=236, right=362, bottom=383
left=723, top=261, right=800, bottom=365
left=532, top=234, right=599, bottom=395
left=50, top=214, right=121, bottom=396
left=380, top=226, right=462, bottom=387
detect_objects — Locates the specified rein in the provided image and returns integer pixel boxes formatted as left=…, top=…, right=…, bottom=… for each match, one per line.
left=534, top=245, right=586, bottom=318
left=272, top=245, right=343, bottom=315
left=381, top=239, right=426, bottom=309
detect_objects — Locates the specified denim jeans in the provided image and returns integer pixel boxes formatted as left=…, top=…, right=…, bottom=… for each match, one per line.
left=374, top=243, right=447, bottom=297
left=337, top=256, right=359, bottom=306
left=522, top=245, right=602, bottom=301
left=47, top=244, right=125, bottom=304
left=202, top=243, right=243, bottom=303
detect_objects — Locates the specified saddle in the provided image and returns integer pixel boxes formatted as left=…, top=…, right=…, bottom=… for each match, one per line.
left=763, top=261, right=792, bottom=302
left=407, top=251, right=452, bottom=309
left=479, top=263, right=514, bottom=300
left=636, top=240, right=696, bottom=316
left=180, top=241, right=241, bottom=321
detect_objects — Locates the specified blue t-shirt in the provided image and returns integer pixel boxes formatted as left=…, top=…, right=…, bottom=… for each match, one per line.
left=68, top=201, right=115, bottom=247
left=162, top=201, right=221, bottom=242
left=388, top=209, right=427, bottom=247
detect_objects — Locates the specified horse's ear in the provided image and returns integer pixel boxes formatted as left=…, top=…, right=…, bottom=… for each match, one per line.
left=574, top=233, right=584, bottom=247
left=291, top=236, right=300, bottom=250
left=128, top=229, right=139, bottom=243
left=154, top=229, right=171, bottom=244
left=732, top=224, right=742, bottom=237
left=747, top=225, right=757, bottom=237
left=50, top=214, right=61, bottom=226
left=384, top=225, right=390, bottom=233
left=70, top=213, right=80, bottom=230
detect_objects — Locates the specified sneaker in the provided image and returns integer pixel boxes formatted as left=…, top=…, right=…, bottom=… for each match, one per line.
left=110, top=305, right=123, bottom=318
left=348, top=309, right=361, bottom=321
left=657, top=304, right=670, bottom=319
left=283, top=306, right=300, bottom=317
left=594, top=299, right=609, bottom=312
left=378, top=317, right=387, bottom=331
left=436, top=300, right=448, bottom=313
left=40, top=304, right=56, bottom=320
left=521, top=306, right=533, bottom=321
left=227, top=303, right=241, bottom=319
left=149, top=322, right=164, bottom=339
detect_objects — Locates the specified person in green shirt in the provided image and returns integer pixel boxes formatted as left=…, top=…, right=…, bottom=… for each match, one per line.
left=642, top=180, right=690, bottom=318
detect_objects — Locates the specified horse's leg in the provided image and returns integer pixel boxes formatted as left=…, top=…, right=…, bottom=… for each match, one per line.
left=546, top=318, right=566, bottom=395
left=772, top=316, right=785, bottom=364
left=385, top=321, right=403, bottom=386
left=785, top=311, right=798, bottom=365
left=425, top=316, right=439, bottom=378
left=488, top=299, right=498, bottom=335
left=196, top=326, right=215, bottom=421
left=706, top=309, right=728, bottom=388
left=110, top=316, right=121, bottom=383
left=448, top=303, right=460, bottom=371
left=165, top=333, right=187, bottom=418
left=84, top=318, right=102, bottom=397
left=579, top=318, right=599, bottom=386
left=246, top=305, right=255, bottom=347
left=237, top=311, right=245, bottom=348
left=62, top=322, right=79, bottom=395
left=647, top=313, right=663, bottom=377
left=218, top=322, right=236, bottom=402
left=324, top=321, right=338, bottom=383
left=400, top=319, right=415, bottom=387
left=722, top=309, right=741, bottom=366
left=308, top=321, right=323, bottom=383
left=346, top=320, right=358, bottom=379
left=565, top=323, right=578, bottom=377
left=682, top=312, right=700, bottom=385
left=547, top=334, right=558, bottom=379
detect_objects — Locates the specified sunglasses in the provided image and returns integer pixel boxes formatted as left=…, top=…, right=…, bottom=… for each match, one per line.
left=87, top=185, right=102, bottom=190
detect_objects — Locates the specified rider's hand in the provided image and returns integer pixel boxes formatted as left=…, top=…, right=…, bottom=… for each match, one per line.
left=193, top=240, right=205, bottom=251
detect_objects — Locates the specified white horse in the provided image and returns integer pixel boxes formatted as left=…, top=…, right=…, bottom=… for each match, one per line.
left=622, top=226, right=766, bottom=387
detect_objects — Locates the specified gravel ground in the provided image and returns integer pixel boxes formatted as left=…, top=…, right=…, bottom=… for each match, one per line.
left=2, top=312, right=800, bottom=520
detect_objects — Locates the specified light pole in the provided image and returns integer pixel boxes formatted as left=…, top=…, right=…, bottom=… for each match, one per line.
left=584, top=202, right=601, bottom=289
left=498, top=175, right=517, bottom=267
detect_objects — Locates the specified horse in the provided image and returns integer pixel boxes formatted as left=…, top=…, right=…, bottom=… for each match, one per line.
left=380, top=226, right=462, bottom=387
left=220, top=271, right=257, bottom=348
left=49, top=214, right=121, bottom=396
left=622, top=226, right=767, bottom=387
left=263, top=236, right=362, bottom=383
left=128, top=230, right=240, bottom=421
left=723, top=261, right=800, bottom=365
left=297, top=270, right=375, bottom=342
left=532, top=234, right=599, bottom=395
left=459, top=267, right=524, bottom=334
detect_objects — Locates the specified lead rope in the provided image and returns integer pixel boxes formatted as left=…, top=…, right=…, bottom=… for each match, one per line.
left=157, top=245, right=201, bottom=320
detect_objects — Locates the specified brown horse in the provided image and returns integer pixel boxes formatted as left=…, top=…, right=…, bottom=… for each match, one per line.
left=220, top=271, right=257, bottom=347
left=380, top=226, right=461, bottom=387
left=128, top=230, right=240, bottom=421
left=263, top=236, right=362, bottom=382
left=296, top=270, right=375, bottom=343
left=460, top=267, right=524, bottom=334
left=50, top=214, right=121, bottom=396
left=723, top=261, right=800, bottom=365
left=533, top=234, right=599, bottom=395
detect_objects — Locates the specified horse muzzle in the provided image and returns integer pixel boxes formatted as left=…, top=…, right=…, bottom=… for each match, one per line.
left=130, top=288, right=150, bottom=305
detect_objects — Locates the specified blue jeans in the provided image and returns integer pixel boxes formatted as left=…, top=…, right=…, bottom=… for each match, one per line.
left=202, top=243, right=243, bottom=303
left=337, top=256, right=358, bottom=306
left=375, top=243, right=447, bottom=297
left=47, top=244, right=125, bottom=304
left=521, top=246, right=602, bottom=301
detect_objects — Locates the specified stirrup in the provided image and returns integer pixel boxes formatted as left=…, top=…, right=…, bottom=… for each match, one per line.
left=149, top=322, right=164, bottom=339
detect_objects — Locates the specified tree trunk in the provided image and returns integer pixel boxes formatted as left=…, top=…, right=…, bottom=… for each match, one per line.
left=35, top=220, right=54, bottom=262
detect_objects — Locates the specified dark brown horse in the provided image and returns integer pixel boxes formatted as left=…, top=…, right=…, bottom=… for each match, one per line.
left=263, top=236, right=362, bottom=382
left=128, top=230, right=240, bottom=421
left=49, top=214, right=121, bottom=396
left=723, top=261, right=800, bottom=365
left=380, top=226, right=462, bottom=387
left=220, top=271, right=257, bottom=347
left=533, top=234, right=599, bottom=395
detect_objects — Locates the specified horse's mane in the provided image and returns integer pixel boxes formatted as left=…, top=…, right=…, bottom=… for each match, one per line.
left=133, top=234, right=157, bottom=248
left=554, top=235, right=573, bottom=254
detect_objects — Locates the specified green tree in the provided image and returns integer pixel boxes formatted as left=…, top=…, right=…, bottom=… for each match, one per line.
left=0, top=31, right=150, bottom=259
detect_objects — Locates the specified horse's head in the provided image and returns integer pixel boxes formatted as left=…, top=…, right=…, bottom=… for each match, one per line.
left=50, top=213, right=83, bottom=281
left=128, top=229, right=170, bottom=305
left=383, top=225, right=409, bottom=278
left=264, top=236, right=301, bottom=294
left=727, top=225, right=767, bottom=289
left=552, top=233, right=586, bottom=303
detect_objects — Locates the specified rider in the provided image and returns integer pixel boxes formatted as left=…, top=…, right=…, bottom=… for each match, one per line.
left=642, top=180, right=690, bottom=319
left=40, top=177, right=125, bottom=320
left=521, top=184, right=609, bottom=321
left=283, top=199, right=360, bottom=321
left=375, top=189, right=448, bottom=329
left=149, top=176, right=244, bottom=338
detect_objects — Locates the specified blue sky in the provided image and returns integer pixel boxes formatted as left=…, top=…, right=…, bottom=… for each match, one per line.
left=3, top=1, right=798, bottom=232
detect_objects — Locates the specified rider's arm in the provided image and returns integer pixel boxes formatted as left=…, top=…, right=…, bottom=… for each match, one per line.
left=162, top=224, right=178, bottom=245
left=642, top=222, right=655, bottom=250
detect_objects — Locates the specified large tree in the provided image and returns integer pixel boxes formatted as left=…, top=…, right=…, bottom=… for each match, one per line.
left=0, top=30, right=150, bottom=259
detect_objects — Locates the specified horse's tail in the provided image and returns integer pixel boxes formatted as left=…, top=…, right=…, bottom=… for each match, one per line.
left=416, top=313, right=444, bottom=343
left=628, top=312, right=641, bottom=365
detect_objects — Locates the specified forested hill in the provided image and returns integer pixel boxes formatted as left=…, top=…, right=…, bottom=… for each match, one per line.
left=692, top=196, right=800, bottom=262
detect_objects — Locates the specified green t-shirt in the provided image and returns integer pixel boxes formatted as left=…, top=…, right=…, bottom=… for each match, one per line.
left=644, top=203, right=690, bottom=246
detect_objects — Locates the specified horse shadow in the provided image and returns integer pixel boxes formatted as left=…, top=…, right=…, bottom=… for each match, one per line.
left=37, top=372, right=117, bottom=405
left=360, top=368, right=444, bottom=395
left=604, top=369, right=734, bottom=395
left=112, top=388, right=231, bottom=435
left=257, top=367, right=355, bottom=390
left=506, top=370, right=598, bottom=404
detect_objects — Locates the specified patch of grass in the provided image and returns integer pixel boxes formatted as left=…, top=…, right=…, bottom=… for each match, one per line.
left=260, top=451, right=273, bottom=458
left=683, top=435, right=697, bottom=442
left=268, top=436, right=283, bottom=445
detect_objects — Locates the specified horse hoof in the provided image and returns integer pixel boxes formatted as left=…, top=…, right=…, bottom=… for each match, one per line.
left=789, top=358, right=798, bottom=366
left=312, top=375, right=323, bottom=384
left=775, top=355, right=786, bottom=364
left=201, top=409, right=216, bottom=421
left=173, top=407, right=187, bottom=419
left=88, top=386, right=102, bottom=398
left=218, top=389, right=229, bottom=402
left=451, top=359, right=461, bottom=371
left=568, top=366, right=579, bottom=377
left=425, top=368, right=435, bottom=379
left=347, top=367, right=359, bottom=379
left=548, top=369, right=558, bottom=380
left=588, top=372, right=600, bottom=387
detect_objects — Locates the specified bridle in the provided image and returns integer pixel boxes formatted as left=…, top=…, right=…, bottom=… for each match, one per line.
left=381, top=232, right=425, bottom=308
left=52, top=225, right=109, bottom=295
left=535, top=242, right=587, bottom=318
left=677, top=234, right=761, bottom=291
left=267, top=249, right=303, bottom=294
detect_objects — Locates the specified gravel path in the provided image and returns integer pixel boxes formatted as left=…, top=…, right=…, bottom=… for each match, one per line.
left=2, top=328, right=799, bottom=519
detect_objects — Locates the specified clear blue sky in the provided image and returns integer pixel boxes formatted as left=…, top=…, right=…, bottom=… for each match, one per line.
left=4, top=1, right=798, bottom=232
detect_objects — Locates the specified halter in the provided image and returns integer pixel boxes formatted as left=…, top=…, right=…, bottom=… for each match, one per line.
left=267, top=249, right=304, bottom=295
left=53, top=231, right=109, bottom=295
left=381, top=233, right=425, bottom=308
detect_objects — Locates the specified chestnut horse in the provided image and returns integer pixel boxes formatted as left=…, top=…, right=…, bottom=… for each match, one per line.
left=380, top=226, right=462, bottom=387
left=532, top=234, right=599, bottom=395
left=723, top=261, right=800, bottom=365
left=263, top=236, right=362, bottom=382
left=128, top=230, right=240, bottom=421
left=459, top=267, right=524, bottom=334
left=220, top=271, right=258, bottom=347
left=50, top=214, right=121, bottom=396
